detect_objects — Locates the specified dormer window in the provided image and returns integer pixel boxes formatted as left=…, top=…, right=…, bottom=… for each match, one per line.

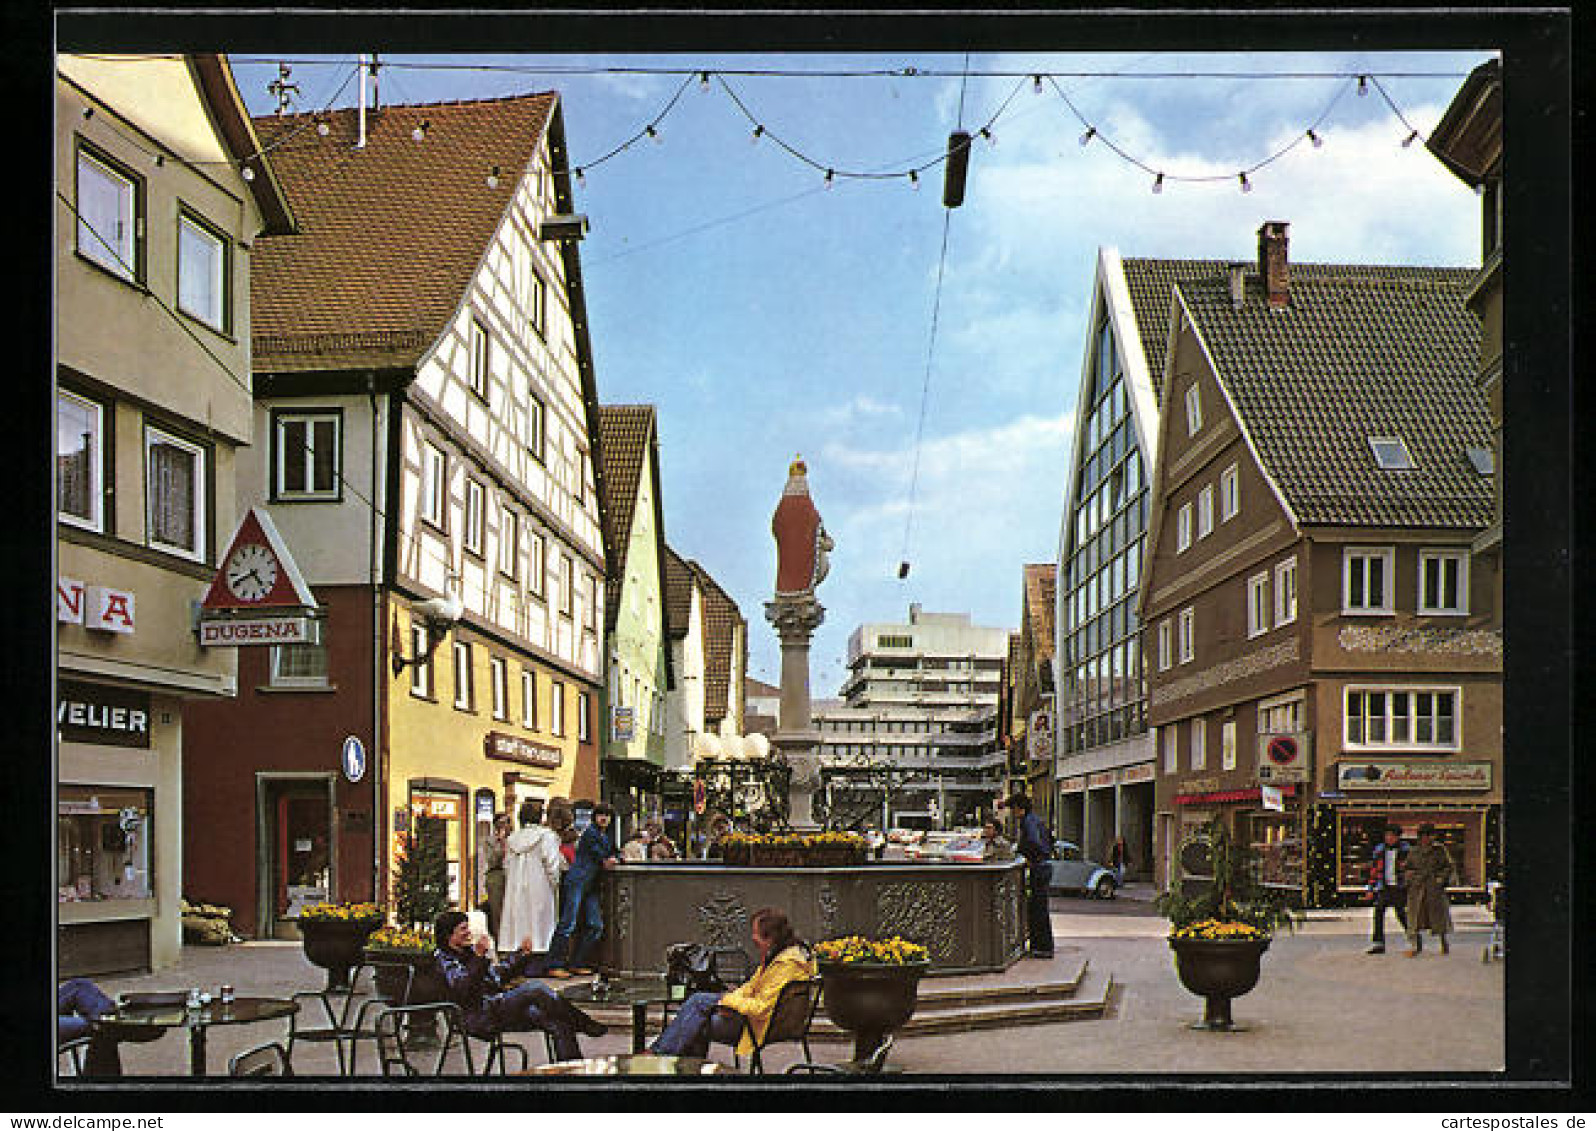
left=1369, top=436, right=1414, bottom=470
left=1465, top=446, right=1494, bottom=476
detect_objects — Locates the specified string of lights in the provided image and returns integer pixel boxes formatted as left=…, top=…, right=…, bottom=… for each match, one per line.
left=572, top=72, right=697, bottom=183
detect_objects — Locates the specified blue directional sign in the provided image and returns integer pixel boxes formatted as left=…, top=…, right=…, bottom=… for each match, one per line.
left=342, top=735, right=367, bottom=784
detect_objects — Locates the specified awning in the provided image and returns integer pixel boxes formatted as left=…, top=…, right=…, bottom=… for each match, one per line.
left=1174, top=785, right=1296, bottom=806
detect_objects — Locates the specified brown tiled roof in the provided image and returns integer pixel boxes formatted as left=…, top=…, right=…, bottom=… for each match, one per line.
left=1021, top=563, right=1055, bottom=668
left=596, top=405, right=656, bottom=631
left=663, top=545, right=695, bottom=640
left=745, top=676, right=780, bottom=698
left=1175, top=265, right=1490, bottom=529
left=690, top=560, right=746, bottom=728
left=250, top=95, right=556, bottom=371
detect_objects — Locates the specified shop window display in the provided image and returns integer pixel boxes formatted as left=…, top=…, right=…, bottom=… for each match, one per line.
left=1246, top=810, right=1304, bottom=889
left=58, top=786, right=152, bottom=902
left=1336, top=811, right=1480, bottom=891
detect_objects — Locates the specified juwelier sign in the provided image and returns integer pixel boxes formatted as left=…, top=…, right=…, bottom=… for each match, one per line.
left=57, top=681, right=151, bottom=748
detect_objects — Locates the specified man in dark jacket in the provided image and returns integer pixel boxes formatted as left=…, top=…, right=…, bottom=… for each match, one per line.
left=1004, top=794, right=1055, bottom=959
left=1363, top=822, right=1409, bottom=955
left=432, top=910, right=605, bottom=1061
left=546, top=802, right=619, bottom=977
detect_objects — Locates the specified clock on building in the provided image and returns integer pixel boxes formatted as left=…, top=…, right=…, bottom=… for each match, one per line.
left=223, top=542, right=280, bottom=602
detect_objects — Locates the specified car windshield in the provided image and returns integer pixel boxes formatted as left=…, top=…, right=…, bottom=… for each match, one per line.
left=1057, top=843, right=1083, bottom=861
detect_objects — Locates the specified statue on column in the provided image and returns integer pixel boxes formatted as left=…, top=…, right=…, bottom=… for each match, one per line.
left=765, top=456, right=832, bottom=829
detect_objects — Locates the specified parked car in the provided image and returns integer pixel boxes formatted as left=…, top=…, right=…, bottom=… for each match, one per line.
left=1048, top=840, right=1118, bottom=899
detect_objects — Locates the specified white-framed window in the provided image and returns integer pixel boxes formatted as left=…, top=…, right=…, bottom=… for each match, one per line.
left=1247, top=572, right=1270, bottom=638
left=528, top=531, right=547, bottom=598
left=1176, top=503, right=1193, bottom=553
left=1162, top=725, right=1178, bottom=772
left=1221, top=720, right=1237, bottom=770
left=177, top=210, right=227, bottom=331
left=1184, top=383, right=1202, bottom=436
left=274, top=411, right=340, bottom=500
left=1157, top=620, right=1172, bottom=671
left=469, top=318, right=490, bottom=401
left=1258, top=693, right=1304, bottom=735
left=1178, top=607, right=1195, bottom=664
left=421, top=442, right=447, bottom=529
left=1418, top=549, right=1469, bottom=615
left=57, top=388, right=104, bottom=531
left=522, top=668, right=538, bottom=729
left=1190, top=717, right=1206, bottom=770
left=584, top=574, right=598, bottom=632
left=578, top=691, right=591, bottom=743
left=1343, top=547, right=1394, bottom=615
left=1197, top=484, right=1215, bottom=539
left=145, top=424, right=206, bottom=560
left=1220, top=462, right=1240, bottom=521
left=526, top=393, right=545, bottom=465
left=559, top=555, right=574, bottom=618
left=490, top=655, right=508, bottom=719
left=271, top=640, right=329, bottom=688
left=529, top=270, right=547, bottom=340
left=1345, top=687, right=1460, bottom=750
left=409, top=622, right=433, bottom=698
left=76, top=145, right=138, bottom=279
left=499, top=504, right=519, bottom=579
left=452, top=640, right=474, bottom=711
left=550, top=680, right=566, bottom=736
left=1274, top=557, right=1298, bottom=626
left=463, top=479, right=486, bottom=557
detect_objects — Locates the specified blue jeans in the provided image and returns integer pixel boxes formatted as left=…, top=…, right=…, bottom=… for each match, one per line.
left=649, top=991, right=743, bottom=1057
left=481, top=980, right=582, bottom=1061
left=57, top=978, right=121, bottom=1076
left=1027, top=861, right=1055, bottom=956
left=547, top=881, right=602, bottom=969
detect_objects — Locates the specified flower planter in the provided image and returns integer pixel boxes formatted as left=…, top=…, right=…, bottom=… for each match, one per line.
left=818, top=959, right=930, bottom=1061
left=1168, top=936, right=1270, bottom=1031
left=298, top=918, right=380, bottom=992
left=362, top=950, right=437, bottom=1004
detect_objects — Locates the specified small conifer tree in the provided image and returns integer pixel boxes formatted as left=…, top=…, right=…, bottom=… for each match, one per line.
left=392, top=814, right=452, bottom=929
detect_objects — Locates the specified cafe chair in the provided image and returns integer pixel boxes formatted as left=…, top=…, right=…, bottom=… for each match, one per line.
left=464, top=1027, right=556, bottom=1075
left=229, top=1041, right=292, bottom=1077
left=784, top=1034, right=897, bottom=1076
left=373, top=1003, right=474, bottom=1076
left=286, top=961, right=402, bottom=1075
left=57, top=1036, right=91, bottom=1077
left=337, top=961, right=428, bottom=1076
left=719, top=977, right=820, bottom=1075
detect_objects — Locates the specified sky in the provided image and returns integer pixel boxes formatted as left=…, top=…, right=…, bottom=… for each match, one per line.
left=230, top=46, right=1494, bottom=694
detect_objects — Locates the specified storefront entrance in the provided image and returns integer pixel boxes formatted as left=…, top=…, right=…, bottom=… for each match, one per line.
left=258, top=775, right=335, bottom=939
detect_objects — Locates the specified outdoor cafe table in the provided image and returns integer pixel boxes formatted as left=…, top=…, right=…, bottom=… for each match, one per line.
left=520, top=1054, right=728, bottom=1077
left=558, top=977, right=681, bottom=1053
left=96, top=996, right=299, bottom=1076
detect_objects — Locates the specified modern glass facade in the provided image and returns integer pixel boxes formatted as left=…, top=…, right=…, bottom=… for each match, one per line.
left=1060, top=313, right=1151, bottom=754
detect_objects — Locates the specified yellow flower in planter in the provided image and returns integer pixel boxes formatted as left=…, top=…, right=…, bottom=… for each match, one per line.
left=298, top=901, right=382, bottom=924
left=365, top=925, right=433, bottom=954
left=815, top=935, right=930, bottom=965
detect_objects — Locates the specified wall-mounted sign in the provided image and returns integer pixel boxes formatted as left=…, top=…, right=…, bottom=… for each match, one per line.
left=484, top=730, right=563, bottom=770
left=1058, top=776, right=1087, bottom=793
left=199, top=616, right=315, bottom=647
left=1335, top=761, right=1493, bottom=792
left=200, top=507, right=319, bottom=611
left=1087, top=772, right=1117, bottom=789
left=58, top=578, right=84, bottom=624
left=58, top=579, right=138, bottom=633
left=57, top=681, right=151, bottom=748
left=1118, top=764, right=1156, bottom=786
left=612, top=706, right=635, bottom=743
left=341, top=736, right=367, bottom=784
left=412, top=794, right=460, bottom=820
left=1257, top=731, right=1312, bottom=783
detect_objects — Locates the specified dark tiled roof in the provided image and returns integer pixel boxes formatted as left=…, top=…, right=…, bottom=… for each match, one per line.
left=1121, top=258, right=1245, bottom=403
left=251, top=95, right=556, bottom=371
left=663, top=545, right=695, bottom=640
left=691, top=561, right=746, bottom=728
left=1022, top=563, right=1055, bottom=667
left=596, top=405, right=656, bottom=631
left=1176, top=266, right=1490, bottom=529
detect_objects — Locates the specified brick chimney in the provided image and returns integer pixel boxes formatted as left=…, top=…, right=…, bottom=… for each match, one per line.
left=1258, top=221, right=1290, bottom=307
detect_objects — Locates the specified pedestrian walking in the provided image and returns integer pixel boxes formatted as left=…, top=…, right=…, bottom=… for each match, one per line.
left=431, top=910, right=605, bottom=1061
left=476, top=812, right=511, bottom=941
left=545, top=801, right=619, bottom=977
left=1362, top=822, right=1409, bottom=954
left=498, top=799, right=564, bottom=956
left=1003, top=794, right=1054, bottom=959
left=1403, top=822, right=1456, bottom=956
left=1107, top=836, right=1130, bottom=885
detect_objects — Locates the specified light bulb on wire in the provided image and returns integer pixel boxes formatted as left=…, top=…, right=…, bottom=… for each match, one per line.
left=487, top=165, right=501, bottom=189
left=980, top=126, right=996, bottom=148
left=1307, top=129, right=1323, bottom=148
left=1238, top=172, right=1252, bottom=194
left=1357, top=75, right=1369, bottom=97
left=574, top=167, right=585, bottom=186
left=411, top=119, right=430, bottom=143
left=699, top=71, right=711, bottom=92
left=908, top=169, right=920, bottom=191
left=824, top=168, right=835, bottom=190
left=1032, top=74, right=1043, bottom=94
left=241, top=163, right=255, bottom=182
left=1151, top=172, right=1164, bottom=195
left=1401, top=129, right=1419, bottom=148
left=1079, top=127, right=1096, bottom=147
left=751, top=124, right=765, bottom=145
left=645, top=124, right=660, bottom=146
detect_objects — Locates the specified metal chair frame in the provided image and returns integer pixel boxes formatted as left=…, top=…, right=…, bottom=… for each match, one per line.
left=784, top=1033, right=897, bottom=1076
left=229, top=1040, right=293, bottom=1077
left=372, top=1002, right=474, bottom=1077
left=287, top=960, right=419, bottom=1076
left=721, top=977, right=821, bottom=1075
left=57, top=1036, right=91, bottom=1077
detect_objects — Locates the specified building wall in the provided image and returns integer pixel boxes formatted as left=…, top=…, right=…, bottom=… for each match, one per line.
left=664, top=586, right=706, bottom=771
left=606, top=450, right=669, bottom=765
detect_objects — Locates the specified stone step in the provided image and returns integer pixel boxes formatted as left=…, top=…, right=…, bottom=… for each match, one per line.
left=915, top=959, right=1090, bottom=1009
left=807, top=968, right=1115, bottom=1040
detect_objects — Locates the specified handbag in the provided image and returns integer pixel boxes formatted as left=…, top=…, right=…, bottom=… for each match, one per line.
left=664, top=943, right=728, bottom=993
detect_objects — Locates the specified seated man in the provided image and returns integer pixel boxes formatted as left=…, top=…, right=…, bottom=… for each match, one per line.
left=650, top=907, right=815, bottom=1059
left=431, top=910, right=606, bottom=1062
left=981, top=819, right=1015, bottom=862
left=57, top=977, right=123, bottom=1077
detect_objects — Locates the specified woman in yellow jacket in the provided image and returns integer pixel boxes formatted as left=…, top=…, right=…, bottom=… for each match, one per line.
left=649, top=907, right=816, bottom=1058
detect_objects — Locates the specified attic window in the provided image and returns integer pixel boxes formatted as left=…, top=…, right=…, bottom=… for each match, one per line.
left=1465, top=446, right=1494, bottom=476
left=1368, top=436, right=1415, bottom=471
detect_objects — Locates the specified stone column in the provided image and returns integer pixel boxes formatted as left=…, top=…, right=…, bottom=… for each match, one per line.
left=765, top=595, right=825, bottom=829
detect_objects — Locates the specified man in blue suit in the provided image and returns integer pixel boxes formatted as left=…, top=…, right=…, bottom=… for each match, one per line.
left=1363, top=822, right=1410, bottom=955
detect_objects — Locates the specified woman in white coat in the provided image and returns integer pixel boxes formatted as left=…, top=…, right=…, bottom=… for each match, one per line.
left=496, top=799, right=564, bottom=955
